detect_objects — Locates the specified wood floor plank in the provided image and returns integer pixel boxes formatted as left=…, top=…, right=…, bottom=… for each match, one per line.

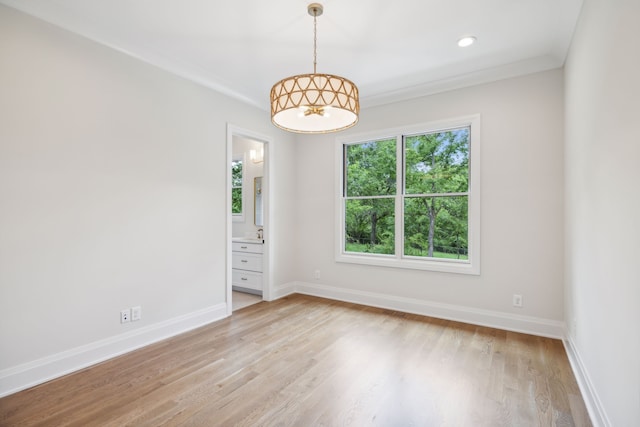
left=0, top=294, right=592, bottom=426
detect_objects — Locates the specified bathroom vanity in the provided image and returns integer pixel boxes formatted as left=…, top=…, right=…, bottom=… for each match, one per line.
left=231, top=238, right=263, bottom=295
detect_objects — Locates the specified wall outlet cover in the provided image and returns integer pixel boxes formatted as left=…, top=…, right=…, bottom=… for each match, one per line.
left=513, top=294, right=523, bottom=307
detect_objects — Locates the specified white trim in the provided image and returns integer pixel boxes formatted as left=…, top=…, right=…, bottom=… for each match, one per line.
left=0, top=2, right=561, bottom=112
left=335, top=253, right=477, bottom=275
left=0, top=0, right=264, bottom=110
left=563, top=336, right=611, bottom=427
left=273, top=282, right=564, bottom=339
left=361, top=57, right=561, bottom=109
left=226, top=124, right=273, bottom=308
left=0, top=303, right=228, bottom=398
left=335, top=115, right=481, bottom=275
left=271, top=282, right=297, bottom=300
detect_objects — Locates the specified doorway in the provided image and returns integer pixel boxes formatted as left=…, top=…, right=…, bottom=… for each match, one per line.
left=226, top=124, right=272, bottom=315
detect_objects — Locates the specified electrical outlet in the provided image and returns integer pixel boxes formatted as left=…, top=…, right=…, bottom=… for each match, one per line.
left=513, top=294, right=523, bottom=307
left=131, top=306, right=141, bottom=321
left=314, top=270, right=320, bottom=280
left=120, top=309, right=131, bottom=323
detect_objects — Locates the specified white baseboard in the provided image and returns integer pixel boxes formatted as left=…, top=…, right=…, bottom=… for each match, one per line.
left=1, top=283, right=568, bottom=398
left=0, top=303, right=228, bottom=398
left=563, top=336, right=611, bottom=427
left=271, top=281, right=297, bottom=300
left=275, top=281, right=565, bottom=339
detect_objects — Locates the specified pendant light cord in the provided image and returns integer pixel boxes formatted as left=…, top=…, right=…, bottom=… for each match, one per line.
left=269, top=3, right=359, bottom=133
left=313, top=13, right=318, bottom=74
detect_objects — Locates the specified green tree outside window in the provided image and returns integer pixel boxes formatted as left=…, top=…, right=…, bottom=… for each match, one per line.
left=232, top=160, right=243, bottom=215
left=343, top=127, right=470, bottom=260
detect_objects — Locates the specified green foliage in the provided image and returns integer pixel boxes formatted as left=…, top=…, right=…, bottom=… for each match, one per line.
left=404, top=129, right=469, bottom=195
left=345, top=139, right=396, bottom=197
left=232, top=188, right=242, bottom=214
left=345, top=198, right=395, bottom=254
left=403, top=129, right=469, bottom=257
left=404, top=197, right=468, bottom=259
left=344, top=128, right=470, bottom=259
left=344, top=140, right=396, bottom=254
left=232, top=160, right=243, bottom=214
left=232, top=160, right=243, bottom=187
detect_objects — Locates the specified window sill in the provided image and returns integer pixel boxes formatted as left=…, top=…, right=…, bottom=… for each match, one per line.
left=336, top=252, right=480, bottom=275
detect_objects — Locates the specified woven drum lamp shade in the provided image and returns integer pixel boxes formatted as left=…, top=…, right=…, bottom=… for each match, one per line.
left=271, top=73, right=359, bottom=133
left=270, top=4, right=359, bottom=134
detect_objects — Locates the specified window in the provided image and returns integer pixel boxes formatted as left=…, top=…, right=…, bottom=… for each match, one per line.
left=231, top=158, right=244, bottom=219
left=336, top=115, right=480, bottom=274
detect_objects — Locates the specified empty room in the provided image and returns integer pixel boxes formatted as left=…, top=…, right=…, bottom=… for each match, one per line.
left=0, top=0, right=638, bottom=426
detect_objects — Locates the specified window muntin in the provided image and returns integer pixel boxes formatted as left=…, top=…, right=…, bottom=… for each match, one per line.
left=337, top=115, right=480, bottom=274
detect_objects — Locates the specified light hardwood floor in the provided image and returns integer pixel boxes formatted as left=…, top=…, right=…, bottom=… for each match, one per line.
left=0, top=295, right=591, bottom=426
left=232, top=290, right=262, bottom=312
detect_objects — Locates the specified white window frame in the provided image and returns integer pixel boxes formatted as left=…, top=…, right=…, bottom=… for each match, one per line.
left=232, top=154, right=245, bottom=222
left=335, top=114, right=481, bottom=275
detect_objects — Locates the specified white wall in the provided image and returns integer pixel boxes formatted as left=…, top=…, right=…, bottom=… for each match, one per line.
left=0, top=4, right=296, bottom=395
left=564, top=0, right=640, bottom=425
left=293, top=70, right=565, bottom=333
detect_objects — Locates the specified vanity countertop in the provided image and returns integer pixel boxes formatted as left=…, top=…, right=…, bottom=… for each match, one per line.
left=232, top=237, right=264, bottom=244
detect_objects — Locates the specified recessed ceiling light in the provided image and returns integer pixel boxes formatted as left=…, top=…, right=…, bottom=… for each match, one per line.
left=458, top=36, right=477, bottom=48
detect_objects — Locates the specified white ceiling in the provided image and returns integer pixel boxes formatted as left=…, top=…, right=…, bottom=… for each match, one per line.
left=1, top=0, right=584, bottom=110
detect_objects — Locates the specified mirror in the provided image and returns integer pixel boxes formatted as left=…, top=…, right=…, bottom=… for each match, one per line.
left=254, top=176, right=263, bottom=226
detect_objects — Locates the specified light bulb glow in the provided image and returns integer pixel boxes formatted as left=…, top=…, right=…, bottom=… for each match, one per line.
left=458, top=36, right=477, bottom=47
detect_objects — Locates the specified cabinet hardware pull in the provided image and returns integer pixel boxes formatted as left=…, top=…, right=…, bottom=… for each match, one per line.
left=241, top=277, right=248, bottom=281
left=240, top=246, right=248, bottom=249
left=241, top=260, right=248, bottom=263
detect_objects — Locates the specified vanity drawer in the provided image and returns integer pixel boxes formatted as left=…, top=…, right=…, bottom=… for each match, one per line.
left=232, top=242, right=263, bottom=254
left=232, top=252, right=263, bottom=272
left=232, top=270, right=262, bottom=291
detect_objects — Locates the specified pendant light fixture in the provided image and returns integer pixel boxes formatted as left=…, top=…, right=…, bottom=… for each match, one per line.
left=270, top=3, right=359, bottom=134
